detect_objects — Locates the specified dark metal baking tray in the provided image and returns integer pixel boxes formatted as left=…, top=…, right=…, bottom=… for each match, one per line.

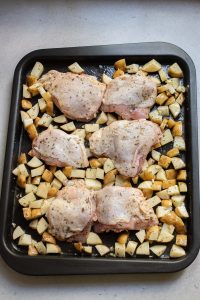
left=0, top=42, right=199, bottom=275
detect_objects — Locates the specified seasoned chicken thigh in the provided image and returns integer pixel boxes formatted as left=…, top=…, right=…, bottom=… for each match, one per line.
left=39, top=70, right=106, bottom=121
left=47, top=182, right=96, bottom=242
left=94, top=186, right=158, bottom=233
left=32, top=127, right=89, bottom=168
left=102, top=74, right=157, bottom=120
left=89, top=120, right=162, bottom=177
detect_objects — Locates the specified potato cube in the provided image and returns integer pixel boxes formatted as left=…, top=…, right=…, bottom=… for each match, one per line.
left=71, top=169, right=85, bottom=179
left=37, top=217, right=49, bottom=235
left=115, top=242, right=125, bottom=257
left=167, top=185, right=180, bottom=196
left=172, top=122, right=182, bottom=137
left=38, top=113, right=52, bottom=127
left=23, top=84, right=31, bottom=98
left=42, top=169, right=53, bottom=183
left=161, top=200, right=172, bottom=207
left=150, top=245, right=167, bottom=257
left=72, top=129, right=86, bottom=139
left=27, top=104, right=39, bottom=120
left=126, top=64, right=139, bottom=74
left=60, top=122, right=76, bottom=132
left=42, top=232, right=56, bottom=244
left=38, top=98, right=47, bottom=113
left=158, top=155, right=172, bottom=169
left=51, top=178, right=62, bottom=190
left=171, top=195, right=185, bottom=207
left=125, top=241, right=138, bottom=256
left=29, top=219, right=38, bottom=230
left=162, top=179, right=176, bottom=189
left=117, top=232, right=129, bottom=244
left=19, top=192, right=36, bottom=207
left=147, top=164, right=162, bottom=175
left=136, top=242, right=150, bottom=255
left=156, top=206, right=172, bottom=218
left=27, top=157, right=43, bottom=168
left=114, top=58, right=126, bottom=71
left=160, top=211, right=185, bottom=233
left=113, top=69, right=124, bottom=78
left=173, top=136, right=186, bottom=151
left=18, top=234, right=32, bottom=246
left=31, top=165, right=45, bottom=177
left=17, top=174, right=26, bottom=188
left=18, top=163, right=29, bottom=177
left=83, top=246, right=93, bottom=255
left=151, top=150, right=161, bottom=162
left=104, top=169, right=118, bottom=185
left=107, top=113, right=117, bottom=125
left=102, top=73, right=112, bottom=84
left=35, top=241, right=47, bottom=255
left=152, top=181, right=162, bottom=191
left=166, top=148, right=179, bottom=158
left=85, top=179, right=102, bottom=190
left=156, top=189, right=170, bottom=200
left=13, top=226, right=25, bottom=240
left=176, top=234, right=187, bottom=247
left=158, top=69, right=168, bottom=82
left=170, top=245, right=185, bottom=258
left=175, top=204, right=189, bottom=218
left=26, top=124, right=38, bottom=140
left=87, top=232, right=102, bottom=245
left=62, top=166, right=73, bottom=177
left=146, top=196, right=161, bottom=208
left=54, top=170, right=67, bottom=184
left=149, top=110, right=162, bottom=124
left=168, top=63, right=183, bottom=78
left=96, top=168, right=104, bottom=180
left=26, top=74, right=37, bottom=86
left=156, top=169, right=167, bottom=181
left=29, top=200, right=43, bottom=209
left=32, top=176, right=41, bottom=185
left=36, top=183, right=49, bottom=199
left=161, top=129, right=173, bottom=146
left=157, top=226, right=174, bottom=243
left=158, top=106, right=169, bottom=116
left=136, top=229, right=146, bottom=243
left=96, top=111, right=108, bottom=124
left=86, top=168, right=97, bottom=179
left=165, top=169, right=177, bottom=180
left=176, top=93, right=185, bottom=106
left=141, top=188, right=153, bottom=199
left=104, top=158, right=115, bottom=173
left=30, top=61, right=44, bottom=79
left=172, top=157, right=186, bottom=170
left=95, top=245, right=110, bottom=256
left=139, top=170, right=154, bottom=181
left=178, top=182, right=187, bottom=193
left=138, top=181, right=152, bottom=189
left=155, top=92, right=168, bottom=105
left=48, top=186, right=58, bottom=197
left=169, top=102, right=181, bottom=118
left=28, top=245, right=38, bottom=256
left=142, top=59, right=161, bottom=72
left=146, top=225, right=160, bottom=241
left=53, top=115, right=67, bottom=124
left=177, top=170, right=187, bottom=181
left=68, top=62, right=84, bottom=74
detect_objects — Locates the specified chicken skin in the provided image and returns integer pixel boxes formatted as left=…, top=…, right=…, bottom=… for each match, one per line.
left=39, top=70, right=106, bottom=121
left=94, top=186, right=158, bottom=233
left=47, top=181, right=97, bottom=242
left=101, top=74, right=157, bottom=120
left=89, top=120, right=162, bottom=177
left=32, top=127, right=89, bottom=168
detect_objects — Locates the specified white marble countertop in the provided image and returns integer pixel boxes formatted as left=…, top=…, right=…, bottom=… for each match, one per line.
left=0, top=1, right=200, bottom=299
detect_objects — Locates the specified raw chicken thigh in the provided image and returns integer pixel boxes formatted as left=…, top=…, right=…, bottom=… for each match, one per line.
left=94, top=186, right=158, bottom=233
left=47, top=181, right=97, bottom=242
left=32, top=127, right=89, bottom=168
left=102, top=74, right=157, bottom=120
left=39, top=70, right=106, bottom=121
left=89, top=120, right=162, bottom=177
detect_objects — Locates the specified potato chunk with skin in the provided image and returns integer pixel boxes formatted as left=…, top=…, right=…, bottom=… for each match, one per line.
left=142, top=59, right=161, bottom=72
left=168, top=63, right=183, bottom=78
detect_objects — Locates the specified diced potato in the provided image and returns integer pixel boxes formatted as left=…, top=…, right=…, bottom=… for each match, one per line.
left=19, top=192, right=36, bottom=207
left=132, top=176, right=139, bottom=185
left=176, top=93, right=185, bottom=106
left=173, top=136, right=186, bottom=151
left=37, top=217, right=49, bottom=235
left=31, top=165, right=45, bottom=177
left=140, top=170, right=154, bottom=181
left=29, top=199, right=43, bottom=209
left=167, top=119, right=175, bottom=129
left=177, top=170, right=187, bottom=181
left=13, top=226, right=25, bottom=240
left=152, top=181, right=162, bottom=191
left=23, top=207, right=32, bottom=220
left=165, top=169, right=176, bottom=180
left=30, top=61, right=44, bottom=79
left=71, top=169, right=85, bottom=179
left=171, top=195, right=185, bottom=207
left=126, top=241, right=138, bottom=256
left=38, top=113, right=52, bottom=127
left=31, top=208, right=42, bottom=219
left=72, top=129, right=86, bottom=139
left=150, top=245, right=167, bottom=257
left=21, top=99, right=32, bottom=110
left=142, top=59, right=161, bottom=72
left=83, top=246, right=92, bottom=255
left=29, top=219, right=38, bottom=230
left=23, top=84, right=31, bottom=98
left=28, top=82, right=42, bottom=96
left=102, top=73, right=112, bottom=84
left=27, top=104, right=39, bottom=120
left=89, top=158, right=102, bottom=169
left=150, top=77, right=161, bottom=86
left=32, top=176, right=41, bottom=185
left=35, top=241, right=47, bottom=255
left=18, top=234, right=32, bottom=246
left=26, top=74, right=37, bottom=86
left=142, top=189, right=153, bottom=199
left=114, top=58, right=126, bottom=71
left=28, top=245, right=38, bottom=256
left=61, top=122, right=76, bottom=132
left=96, top=168, right=104, bottom=180
left=86, top=168, right=97, bottom=179
left=158, top=69, right=168, bottom=82
left=61, top=167, right=72, bottom=179
left=158, top=106, right=169, bottom=116
left=172, top=122, right=182, bottom=137
left=27, top=157, right=43, bottom=168
left=48, top=187, right=58, bottom=198
left=148, top=158, right=155, bottom=166
left=26, top=124, right=38, bottom=140
left=17, top=174, right=26, bottom=188
left=54, top=170, right=67, bottom=184
left=17, top=153, right=27, bottom=165
left=167, top=185, right=180, bottom=196
left=96, top=111, right=108, bottom=125
left=95, top=245, right=110, bottom=256
left=18, top=163, right=29, bottom=177
left=36, top=182, right=49, bottom=199
left=41, top=169, right=53, bottom=183
left=149, top=110, right=162, bottom=124
left=51, top=178, right=62, bottom=190
left=117, top=232, right=129, bottom=244
left=115, top=175, right=129, bottom=186
left=53, top=115, right=67, bottom=124
left=161, top=200, right=172, bottom=207
left=168, top=63, right=183, bottom=78
left=20, top=110, right=30, bottom=122
left=42, top=232, right=56, bottom=244
left=156, top=206, right=172, bottom=218
left=158, top=155, right=172, bottom=169
left=167, top=148, right=180, bottom=158
left=115, top=242, right=126, bottom=257
left=126, top=64, right=139, bottom=74
left=162, top=179, right=176, bottom=189
left=136, top=229, right=146, bottom=243
left=104, top=158, right=115, bottom=173
left=161, top=129, right=173, bottom=146
left=160, top=211, right=185, bottom=233
left=178, top=182, right=187, bottom=193
left=155, top=92, right=168, bottom=106
left=146, top=195, right=161, bottom=208
left=138, top=181, right=152, bottom=189
left=136, top=241, right=150, bottom=255
left=169, top=102, right=181, bottom=118
left=146, top=225, right=160, bottom=241
left=136, top=70, right=148, bottom=76
left=165, top=96, right=176, bottom=106
left=87, top=232, right=102, bottom=245
left=37, top=98, right=46, bottom=113
left=113, top=69, right=124, bottom=78
left=107, top=113, right=117, bottom=125
left=170, top=244, right=185, bottom=258
left=68, top=62, right=84, bottom=74
left=175, top=204, right=189, bottom=218
left=85, top=124, right=99, bottom=133
left=85, top=178, right=102, bottom=191
left=176, top=234, right=187, bottom=247
left=156, top=169, right=167, bottom=181
left=147, top=164, right=162, bottom=175
left=157, top=226, right=174, bottom=243
left=172, top=157, right=186, bottom=170
left=156, top=189, right=170, bottom=200
left=74, top=242, right=83, bottom=252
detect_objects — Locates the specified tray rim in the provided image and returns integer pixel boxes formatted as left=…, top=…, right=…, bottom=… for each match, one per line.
left=0, top=42, right=199, bottom=275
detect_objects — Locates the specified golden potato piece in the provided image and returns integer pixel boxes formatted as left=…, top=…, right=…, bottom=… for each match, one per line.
left=176, top=234, right=187, bottom=247
left=18, top=153, right=27, bottom=165
left=113, top=69, right=124, bottom=78
left=114, top=58, right=126, bottom=71
left=47, top=187, right=58, bottom=198
left=165, top=169, right=177, bottom=180
left=155, top=92, right=168, bottom=105
left=172, top=122, right=182, bottom=137
left=117, top=232, right=129, bottom=244
left=158, top=155, right=172, bottom=169
left=26, top=74, right=37, bottom=86
left=21, top=99, right=32, bottom=110
left=166, top=148, right=180, bottom=158
left=177, top=170, right=187, bottom=181
left=168, top=63, right=183, bottom=78
left=160, top=211, right=186, bottom=233
left=26, top=124, right=38, bottom=140
left=42, top=232, right=56, bottom=244
left=42, top=169, right=53, bottom=183
left=142, top=59, right=161, bottom=72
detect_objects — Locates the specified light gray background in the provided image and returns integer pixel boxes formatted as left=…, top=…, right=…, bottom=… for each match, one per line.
left=0, top=1, right=200, bottom=299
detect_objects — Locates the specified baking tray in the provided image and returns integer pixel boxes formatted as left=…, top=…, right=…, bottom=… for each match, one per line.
left=0, top=42, right=200, bottom=275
